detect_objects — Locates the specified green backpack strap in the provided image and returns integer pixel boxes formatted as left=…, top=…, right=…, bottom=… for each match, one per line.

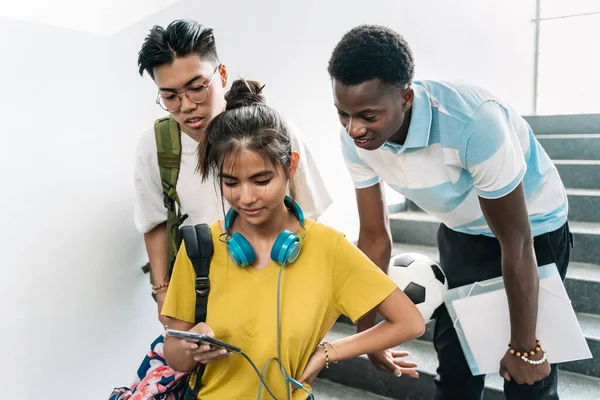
left=150, top=116, right=188, bottom=280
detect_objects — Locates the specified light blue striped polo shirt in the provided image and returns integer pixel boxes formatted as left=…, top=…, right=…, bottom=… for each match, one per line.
left=341, top=80, right=568, bottom=237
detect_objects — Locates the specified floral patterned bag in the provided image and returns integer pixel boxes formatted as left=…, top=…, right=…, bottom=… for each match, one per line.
left=109, top=333, right=189, bottom=400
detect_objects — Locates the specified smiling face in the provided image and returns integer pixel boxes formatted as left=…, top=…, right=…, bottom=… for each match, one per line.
left=153, top=54, right=227, bottom=140
left=332, top=78, right=414, bottom=151
left=220, top=148, right=299, bottom=228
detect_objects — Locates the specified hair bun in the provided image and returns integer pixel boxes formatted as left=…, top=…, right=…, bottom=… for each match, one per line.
left=225, top=79, right=267, bottom=110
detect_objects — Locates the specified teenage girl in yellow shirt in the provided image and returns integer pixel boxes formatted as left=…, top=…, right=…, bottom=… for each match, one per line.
left=161, top=79, right=425, bottom=399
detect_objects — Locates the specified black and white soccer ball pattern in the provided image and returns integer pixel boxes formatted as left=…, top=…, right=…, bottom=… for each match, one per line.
left=388, top=252, right=448, bottom=323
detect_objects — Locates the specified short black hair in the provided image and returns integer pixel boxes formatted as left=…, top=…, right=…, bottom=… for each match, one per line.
left=328, top=25, right=414, bottom=87
left=138, top=19, right=219, bottom=79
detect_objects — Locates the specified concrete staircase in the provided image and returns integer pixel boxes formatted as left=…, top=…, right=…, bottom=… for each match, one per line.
left=317, top=114, right=600, bottom=399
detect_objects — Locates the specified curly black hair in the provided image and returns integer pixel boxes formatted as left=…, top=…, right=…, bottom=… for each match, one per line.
left=327, top=25, right=414, bottom=87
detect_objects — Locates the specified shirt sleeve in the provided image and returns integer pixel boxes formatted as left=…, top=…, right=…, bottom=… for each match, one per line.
left=332, top=235, right=398, bottom=322
left=161, top=242, right=196, bottom=324
left=339, top=127, right=381, bottom=189
left=460, top=101, right=527, bottom=199
left=287, top=121, right=333, bottom=220
left=133, top=129, right=168, bottom=233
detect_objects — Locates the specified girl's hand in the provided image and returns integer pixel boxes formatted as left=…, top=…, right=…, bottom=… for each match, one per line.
left=183, top=322, right=230, bottom=364
left=367, top=349, right=419, bottom=378
left=297, top=346, right=327, bottom=386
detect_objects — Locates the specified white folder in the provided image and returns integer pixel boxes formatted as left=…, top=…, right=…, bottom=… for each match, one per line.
left=444, top=263, right=592, bottom=376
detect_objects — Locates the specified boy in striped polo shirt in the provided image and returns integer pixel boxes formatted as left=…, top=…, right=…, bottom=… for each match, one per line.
left=328, top=25, right=572, bottom=400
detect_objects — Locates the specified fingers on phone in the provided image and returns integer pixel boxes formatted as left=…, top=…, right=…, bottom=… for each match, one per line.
left=195, top=348, right=230, bottom=364
left=197, top=322, right=214, bottom=337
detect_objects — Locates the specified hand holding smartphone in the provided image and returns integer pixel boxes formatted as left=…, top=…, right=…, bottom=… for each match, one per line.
left=166, top=329, right=241, bottom=353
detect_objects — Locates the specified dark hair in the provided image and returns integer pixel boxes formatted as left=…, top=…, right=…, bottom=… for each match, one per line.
left=327, top=25, right=414, bottom=87
left=197, top=78, right=296, bottom=200
left=138, top=19, right=219, bottom=78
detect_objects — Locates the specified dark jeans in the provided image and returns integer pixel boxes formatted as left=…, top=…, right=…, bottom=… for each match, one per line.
left=433, top=222, right=573, bottom=400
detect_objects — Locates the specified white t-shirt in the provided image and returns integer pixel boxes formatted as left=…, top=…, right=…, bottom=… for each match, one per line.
left=134, top=121, right=333, bottom=233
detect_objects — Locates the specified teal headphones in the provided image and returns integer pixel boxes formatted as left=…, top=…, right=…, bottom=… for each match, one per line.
left=223, top=195, right=312, bottom=399
left=224, top=196, right=305, bottom=267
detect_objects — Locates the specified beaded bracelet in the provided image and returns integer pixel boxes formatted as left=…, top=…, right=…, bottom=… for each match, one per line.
left=508, top=339, right=542, bottom=359
left=318, top=343, right=330, bottom=369
left=318, top=342, right=340, bottom=369
left=521, top=350, right=547, bottom=365
left=509, top=340, right=546, bottom=364
left=152, top=281, right=170, bottom=292
left=322, top=342, right=340, bottom=364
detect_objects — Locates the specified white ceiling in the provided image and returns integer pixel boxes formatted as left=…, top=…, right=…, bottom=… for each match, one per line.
left=0, top=0, right=182, bottom=35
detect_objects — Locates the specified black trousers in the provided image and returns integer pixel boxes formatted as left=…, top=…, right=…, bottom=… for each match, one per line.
left=434, top=222, right=573, bottom=400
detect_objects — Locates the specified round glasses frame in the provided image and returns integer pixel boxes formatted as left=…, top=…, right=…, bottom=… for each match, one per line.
left=156, top=65, right=220, bottom=112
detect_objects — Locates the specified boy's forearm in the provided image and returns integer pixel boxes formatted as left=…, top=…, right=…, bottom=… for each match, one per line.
left=143, top=222, right=169, bottom=284
left=356, top=232, right=392, bottom=332
left=502, top=242, right=539, bottom=349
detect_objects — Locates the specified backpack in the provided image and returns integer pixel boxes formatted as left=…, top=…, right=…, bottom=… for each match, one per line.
left=110, top=223, right=213, bottom=400
left=141, top=116, right=189, bottom=281
left=138, top=117, right=213, bottom=397
left=179, top=223, right=213, bottom=399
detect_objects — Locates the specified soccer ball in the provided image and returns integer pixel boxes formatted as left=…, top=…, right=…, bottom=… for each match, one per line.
left=388, top=253, right=448, bottom=323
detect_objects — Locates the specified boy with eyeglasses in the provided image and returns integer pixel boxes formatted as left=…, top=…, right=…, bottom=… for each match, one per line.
left=134, top=19, right=332, bottom=326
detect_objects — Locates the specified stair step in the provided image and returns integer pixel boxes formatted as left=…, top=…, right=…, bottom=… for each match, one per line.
left=565, top=188, right=600, bottom=223
left=554, top=160, right=600, bottom=190
left=392, top=243, right=439, bottom=260
left=536, top=134, right=600, bottom=160
left=579, top=313, right=600, bottom=340
left=564, top=262, right=600, bottom=315
left=388, top=211, right=454, bottom=248
left=524, top=114, right=600, bottom=135
left=321, top=323, right=600, bottom=400
left=389, top=212, right=600, bottom=264
left=570, top=220, right=600, bottom=264
left=571, top=313, right=600, bottom=377
left=391, top=183, right=600, bottom=224
left=312, top=378, right=392, bottom=399
left=390, top=243, right=600, bottom=315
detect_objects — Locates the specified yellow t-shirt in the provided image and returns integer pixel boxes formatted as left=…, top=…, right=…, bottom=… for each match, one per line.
left=162, top=219, right=397, bottom=400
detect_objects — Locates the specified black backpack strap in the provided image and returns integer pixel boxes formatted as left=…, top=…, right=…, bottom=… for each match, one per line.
left=180, top=224, right=213, bottom=399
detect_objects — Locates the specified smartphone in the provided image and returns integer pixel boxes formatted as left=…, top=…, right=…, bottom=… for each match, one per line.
left=165, top=329, right=241, bottom=353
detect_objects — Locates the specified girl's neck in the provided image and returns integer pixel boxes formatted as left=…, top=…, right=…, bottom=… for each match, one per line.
left=234, top=203, right=298, bottom=242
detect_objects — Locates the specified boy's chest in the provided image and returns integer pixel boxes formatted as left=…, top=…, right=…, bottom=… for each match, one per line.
left=365, top=145, right=466, bottom=189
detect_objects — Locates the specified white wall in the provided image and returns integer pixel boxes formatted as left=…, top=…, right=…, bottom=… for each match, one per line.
left=0, top=0, right=183, bottom=35
left=0, top=17, right=156, bottom=397
left=114, top=0, right=536, bottom=237
left=0, top=1, right=535, bottom=398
